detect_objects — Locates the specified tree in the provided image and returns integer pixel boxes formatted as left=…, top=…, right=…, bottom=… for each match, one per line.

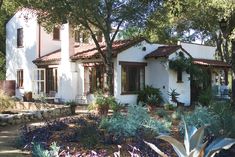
left=0, top=0, right=21, bottom=80
left=19, top=0, right=160, bottom=95
left=145, top=0, right=235, bottom=105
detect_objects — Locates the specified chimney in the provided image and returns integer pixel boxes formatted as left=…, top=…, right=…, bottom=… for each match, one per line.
left=61, top=23, right=74, bottom=61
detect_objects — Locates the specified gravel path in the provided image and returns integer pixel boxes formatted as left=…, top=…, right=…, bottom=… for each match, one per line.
left=0, top=125, right=30, bottom=157
left=0, top=105, right=89, bottom=157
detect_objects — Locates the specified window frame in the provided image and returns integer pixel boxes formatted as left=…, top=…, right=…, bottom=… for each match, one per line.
left=17, top=69, right=23, bottom=88
left=177, top=69, right=183, bottom=83
left=17, top=28, right=23, bottom=48
left=53, top=27, right=60, bottom=40
left=119, top=61, right=147, bottom=94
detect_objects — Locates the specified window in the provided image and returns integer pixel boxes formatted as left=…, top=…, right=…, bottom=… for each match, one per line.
left=177, top=70, right=183, bottom=83
left=82, top=33, right=89, bottom=43
left=53, top=27, right=60, bottom=40
left=75, top=30, right=81, bottom=42
left=120, top=62, right=146, bottom=94
left=17, top=69, right=23, bottom=88
left=89, top=66, right=104, bottom=92
left=17, top=28, right=23, bottom=47
left=46, top=68, right=58, bottom=93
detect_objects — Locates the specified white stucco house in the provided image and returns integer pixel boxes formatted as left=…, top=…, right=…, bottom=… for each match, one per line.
left=5, top=9, right=230, bottom=106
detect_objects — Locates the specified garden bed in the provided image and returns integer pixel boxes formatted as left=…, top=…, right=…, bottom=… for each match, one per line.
left=0, top=102, right=72, bottom=126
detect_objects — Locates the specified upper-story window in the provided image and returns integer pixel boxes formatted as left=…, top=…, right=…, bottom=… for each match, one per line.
left=96, top=31, right=103, bottom=42
left=17, top=28, right=23, bottom=47
left=82, top=33, right=89, bottom=43
left=53, top=27, right=60, bottom=40
left=75, top=30, right=81, bottom=42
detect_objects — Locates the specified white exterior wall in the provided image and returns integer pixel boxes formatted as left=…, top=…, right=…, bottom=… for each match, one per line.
left=57, top=23, right=77, bottom=101
left=6, top=10, right=38, bottom=97
left=146, top=58, right=169, bottom=102
left=168, top=50, right=191, bottom=106
left=39, top=27, right=61, bottom=56
left=181, top=42, right=216, bottom=59
left=115, top=41, right=159, bottom=105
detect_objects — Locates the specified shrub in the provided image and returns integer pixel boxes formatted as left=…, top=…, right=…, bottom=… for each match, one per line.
left=179, top=106, right=220, bottom=136
left=32, top=142, right=60, bottom=157
left=137, top=86, right=163, bottom=105
left=209, top=102, right=235, bottom=138
left=100, top=105, right=170, bottom=142
left=171, top=108, right=182, bottom=120
left=164, top=103, right=175, bottom=110
left=0, top=90, right=15, bottom=111
left=156, top=108, right=168, bottom=118
left=198, top=87, right=213, bottom=106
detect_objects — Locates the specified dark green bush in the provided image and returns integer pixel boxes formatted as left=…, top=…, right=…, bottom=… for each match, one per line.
left=137, top=86, right=163, bottom=105
left=198, top=87, right=213, bottom=106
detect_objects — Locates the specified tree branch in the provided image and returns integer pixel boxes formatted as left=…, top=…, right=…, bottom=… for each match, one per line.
left=0, top=0, right=3, bottom=8
left=111, top=20, right=123, bottom=43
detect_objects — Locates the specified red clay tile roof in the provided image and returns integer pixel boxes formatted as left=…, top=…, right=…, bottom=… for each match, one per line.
left=33, top=49, right=61, bottom=64
left=193, top=58, right=231, bottom=68
left=71, top=38, right=145, bottom=60
left=145, top=45, right=191, bottom=59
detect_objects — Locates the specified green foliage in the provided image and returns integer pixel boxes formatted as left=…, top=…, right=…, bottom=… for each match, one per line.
left=65, top=100, right=77, bottom=106
left=164, top=103, right=175, bottom=110
left=145, top=120, right=235, bottom=157
left=32, top=142, right=60, bottom=157
left=0, top=90, right=15, bottom=111
left=137, top=85, right=163, bottom=105
left=180, top=106, right=220, bottom=136
left=198, top=88, right=213, bottom=106
left=209, top=102, right=235, bottom=138
left=100, top=105, right=170, bottom=141
left=167, top=89, right=180, bottom=104
left=95, top=94, right=117, bottom=108
left=168, top=52, right=192, bottom=72
left=171, top=108, right=182, bottom=120
left=156, top=108, right=168, bottom=118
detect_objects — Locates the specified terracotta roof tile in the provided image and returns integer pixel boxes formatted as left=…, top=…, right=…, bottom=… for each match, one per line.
left=71, top=38, right=145, bottom=60
left=193, top=58, right=231, bottom=68
left=145, top=45, right=191, bottom=59
left=33, top=49, right=61, bottom=64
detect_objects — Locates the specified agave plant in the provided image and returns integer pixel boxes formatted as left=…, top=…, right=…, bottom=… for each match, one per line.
left=145, top=120, right=235, bottom=157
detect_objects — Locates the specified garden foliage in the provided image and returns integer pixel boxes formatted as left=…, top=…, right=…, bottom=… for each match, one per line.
left=137, top=85, right=163, bottom=105
left=100, top=104, right=170, bottom=142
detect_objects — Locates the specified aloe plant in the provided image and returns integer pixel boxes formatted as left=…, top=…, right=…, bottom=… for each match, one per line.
left=145, top=120, right=235, bottom=157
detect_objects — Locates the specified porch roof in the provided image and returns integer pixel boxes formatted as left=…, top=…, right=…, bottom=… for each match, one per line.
left=33, top=49, right=61, bottom=65
left=70, top=38, right=146, bottom=60
left=145, top=45, right=191, bottom=59
left=192, top=58, right=231, bottom=68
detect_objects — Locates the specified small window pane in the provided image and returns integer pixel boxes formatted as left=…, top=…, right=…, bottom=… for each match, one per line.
left=53, top=27, right=60, bottom=40
left=17, top=28, right=23, bottom=47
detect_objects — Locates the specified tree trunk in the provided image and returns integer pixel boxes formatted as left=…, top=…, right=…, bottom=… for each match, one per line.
left=105, top=44, right=113, bottom=95
left=232, top=40, right=235, bottom=106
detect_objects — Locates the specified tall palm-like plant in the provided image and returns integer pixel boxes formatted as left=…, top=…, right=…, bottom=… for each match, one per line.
left=145, top=120, right=235, bottom=157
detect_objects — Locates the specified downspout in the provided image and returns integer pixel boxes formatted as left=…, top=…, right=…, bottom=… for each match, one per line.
left=38, top=23, right=41, bottom=58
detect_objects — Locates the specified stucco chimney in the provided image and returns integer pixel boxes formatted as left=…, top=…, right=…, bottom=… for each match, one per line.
left=61, top=23, right=74, bottom=60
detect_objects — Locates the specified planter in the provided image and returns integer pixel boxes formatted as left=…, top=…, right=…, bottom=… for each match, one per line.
left=24, top=92, right=32, bottom=102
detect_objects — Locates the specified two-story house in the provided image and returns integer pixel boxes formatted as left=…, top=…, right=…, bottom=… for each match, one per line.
left=6, top=9, right=230, bottom=105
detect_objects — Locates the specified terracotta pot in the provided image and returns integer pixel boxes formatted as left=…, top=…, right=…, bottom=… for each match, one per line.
left=24, top=92, right=32, bottom=102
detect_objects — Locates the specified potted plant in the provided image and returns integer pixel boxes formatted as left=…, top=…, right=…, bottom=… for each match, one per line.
left=94, top=94, right=117, bottom=116
left=23, top=91, right=32, bottom=102
left=65, top=100, right=77, bottom=115
left=146, top=94, right=160, bottom=112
